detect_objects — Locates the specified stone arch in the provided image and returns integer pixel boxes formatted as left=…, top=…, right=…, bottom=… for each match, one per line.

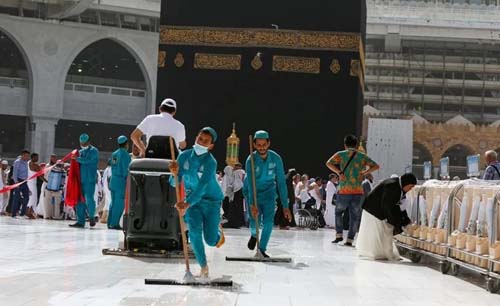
left=0, top=26, right=36, bottom=155
left=0, top=26, right=35, bottom=111
left=413, top=142, right=433, bottom=165
left=441, top=143, right=475, bottom=167
left=61, top=35, right=155, bottom=114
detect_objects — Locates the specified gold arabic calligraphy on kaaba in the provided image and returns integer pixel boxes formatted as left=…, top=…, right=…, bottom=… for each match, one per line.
left=160, top=26, right=360, bottom=52
left=272, top=56, right=320, bottom=74
left=158, top=51, right=166, bottom=68
left=194, top=53, right=242, bottom=70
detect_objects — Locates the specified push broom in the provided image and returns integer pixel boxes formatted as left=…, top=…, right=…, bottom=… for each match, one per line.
left=145, top=137, right=233, bottom=286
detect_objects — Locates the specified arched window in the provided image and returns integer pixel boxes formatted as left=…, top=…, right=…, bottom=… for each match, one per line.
left=56, top=39, right=149, bottom=160
left=66, top=39, right=145, bottom=89
left=413, top=142, right=433, bottom=165
left=0, top=29, right=30, bottom=157
left=442, top=144, right=474, bottom=167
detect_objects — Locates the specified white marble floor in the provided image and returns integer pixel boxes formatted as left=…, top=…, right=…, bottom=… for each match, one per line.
left=0, top=217, right=499, bottom=306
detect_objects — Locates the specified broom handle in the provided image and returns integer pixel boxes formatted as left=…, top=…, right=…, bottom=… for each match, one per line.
left=170, top=137, right=190, bottom=272
left=248, top=135, right=261, bottom=251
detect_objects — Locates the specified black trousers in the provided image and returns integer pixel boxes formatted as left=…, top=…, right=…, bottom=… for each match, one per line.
left=223, top=190, right=245, bottom=228
left=274, top=201, right=297, bottom=227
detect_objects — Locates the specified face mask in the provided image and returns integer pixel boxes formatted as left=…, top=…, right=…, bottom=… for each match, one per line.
left=81, top=145, right=88, bottom=149
left=193, top=143, right=209, bottom=155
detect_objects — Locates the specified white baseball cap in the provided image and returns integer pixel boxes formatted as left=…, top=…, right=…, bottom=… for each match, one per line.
left=160, top=98, right=177, bottom=109
left=1, top=160, right=8, bottom=165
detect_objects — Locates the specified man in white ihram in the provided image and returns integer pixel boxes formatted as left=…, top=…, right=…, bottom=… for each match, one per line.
left=131, top=98, right=187, bottom=155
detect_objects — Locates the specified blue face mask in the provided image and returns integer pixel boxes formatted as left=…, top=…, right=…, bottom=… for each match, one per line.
left=193, top=143, right=209, bottom=155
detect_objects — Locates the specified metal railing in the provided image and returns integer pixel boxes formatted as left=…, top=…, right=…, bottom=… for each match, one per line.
left=368, top=0, right=500, bottom=28
left=65, top=81, right=145, bottom=98
left=0, top=76, right=28, bottom=88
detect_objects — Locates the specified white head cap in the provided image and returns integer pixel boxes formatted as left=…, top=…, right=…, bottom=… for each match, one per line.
left=160, top=98, right=177, bottom=109
left=1, top=160, right=8, bottom=165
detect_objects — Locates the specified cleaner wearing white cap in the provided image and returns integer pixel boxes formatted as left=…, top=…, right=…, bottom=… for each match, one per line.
left=131, top=98, right=186, bottom=156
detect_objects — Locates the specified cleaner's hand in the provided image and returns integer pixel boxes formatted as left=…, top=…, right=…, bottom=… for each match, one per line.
left=283, top=208, right=292, bottom=222
left=251, top=205, right=259, bottom=218
left=169, top=161, right=179, bottom=176
left=175, top=202, right=189, bottom=217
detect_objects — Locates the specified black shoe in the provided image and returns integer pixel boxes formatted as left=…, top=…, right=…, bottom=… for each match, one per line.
left=247, top=236, right=257, bottom=250
left=344, top=242, right=353, bottom=247
left=69, top=223, right=84, bottom=228
left=89, top=219, right=96, bottom=227
left=332, top=238, right=343, bottom=244
left=259, top=250, right=270, bottom=258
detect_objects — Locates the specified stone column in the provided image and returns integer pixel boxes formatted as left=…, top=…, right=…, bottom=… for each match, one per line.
left=26, top=117, right=59, bottom=162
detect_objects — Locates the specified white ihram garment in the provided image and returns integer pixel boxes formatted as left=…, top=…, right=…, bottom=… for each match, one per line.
left=356, top=210, right=400, bottom=261
left=27, top=165, right=37, bottom=209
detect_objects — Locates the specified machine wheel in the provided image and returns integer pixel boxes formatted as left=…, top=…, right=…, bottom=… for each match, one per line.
left=397, top=246, right=408, bottom=256
left=439, top=261, right=451, bottom=274
left=486, top=278, right=500, bottom=293
left=409, top=252, right=422, bottom=263
left=450, top=263, right=460, bottom=276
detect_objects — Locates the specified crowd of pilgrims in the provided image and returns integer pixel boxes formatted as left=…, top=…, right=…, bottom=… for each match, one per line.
left=216, top=165, right=374, bottom=231
left=0, top=150, right=371, bottom=232
left=0, top=152, right=116, bottom=223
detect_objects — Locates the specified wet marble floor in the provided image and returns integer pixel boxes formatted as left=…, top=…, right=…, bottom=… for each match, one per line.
left=0, top=217, right=499, bottom=306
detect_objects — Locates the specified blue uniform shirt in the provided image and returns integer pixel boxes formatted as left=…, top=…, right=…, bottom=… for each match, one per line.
left=243, top=150, right=289, bottom=208
left=176, top=149, right=224, bottom=206
left=77, top=145, right=99, bottom=184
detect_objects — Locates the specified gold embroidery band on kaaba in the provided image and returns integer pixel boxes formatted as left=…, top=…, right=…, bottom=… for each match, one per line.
left=350, top=59, right=365, bottom=93
left=358, top=37, right=366, bottom=74
left=160, top=26, right=361, bottom=52
left=194, top=53, right=242, bottom=70
left=272, top=56, right=320, bottom=74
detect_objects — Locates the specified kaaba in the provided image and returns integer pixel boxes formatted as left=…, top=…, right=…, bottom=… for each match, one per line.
left=157, top=0, right=366, bottom=176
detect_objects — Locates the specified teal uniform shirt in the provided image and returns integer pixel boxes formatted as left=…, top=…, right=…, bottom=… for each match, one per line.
left=110, top=148, right=131, bottom=189
left=175, top=148, right=224, bottom=268
left=75, top=145, right=99, bottom=225
left=243, top=150, right=289, bottom=208
left=176, top=149, right=224, bottom=205
left=77, top=146, right=99, bottom=184
left=108, top=147, right=131, bottom=227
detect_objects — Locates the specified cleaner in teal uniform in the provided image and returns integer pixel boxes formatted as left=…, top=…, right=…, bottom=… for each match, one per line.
left=70, top=133, right=99, bottom=228
left=107, top=135, right=131, bottom=230
left=243, top=130, right=292, bottom=257
left=169, top=127, right=225, bottom=278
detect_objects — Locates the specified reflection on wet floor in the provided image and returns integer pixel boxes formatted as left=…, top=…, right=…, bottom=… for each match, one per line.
left=0, top=218, right=499, bottom=306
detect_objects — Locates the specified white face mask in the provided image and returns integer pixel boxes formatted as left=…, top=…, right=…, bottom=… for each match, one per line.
left=81, top=145, right=88, bottom=149
left=193, top=143, right=209, bottom=155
